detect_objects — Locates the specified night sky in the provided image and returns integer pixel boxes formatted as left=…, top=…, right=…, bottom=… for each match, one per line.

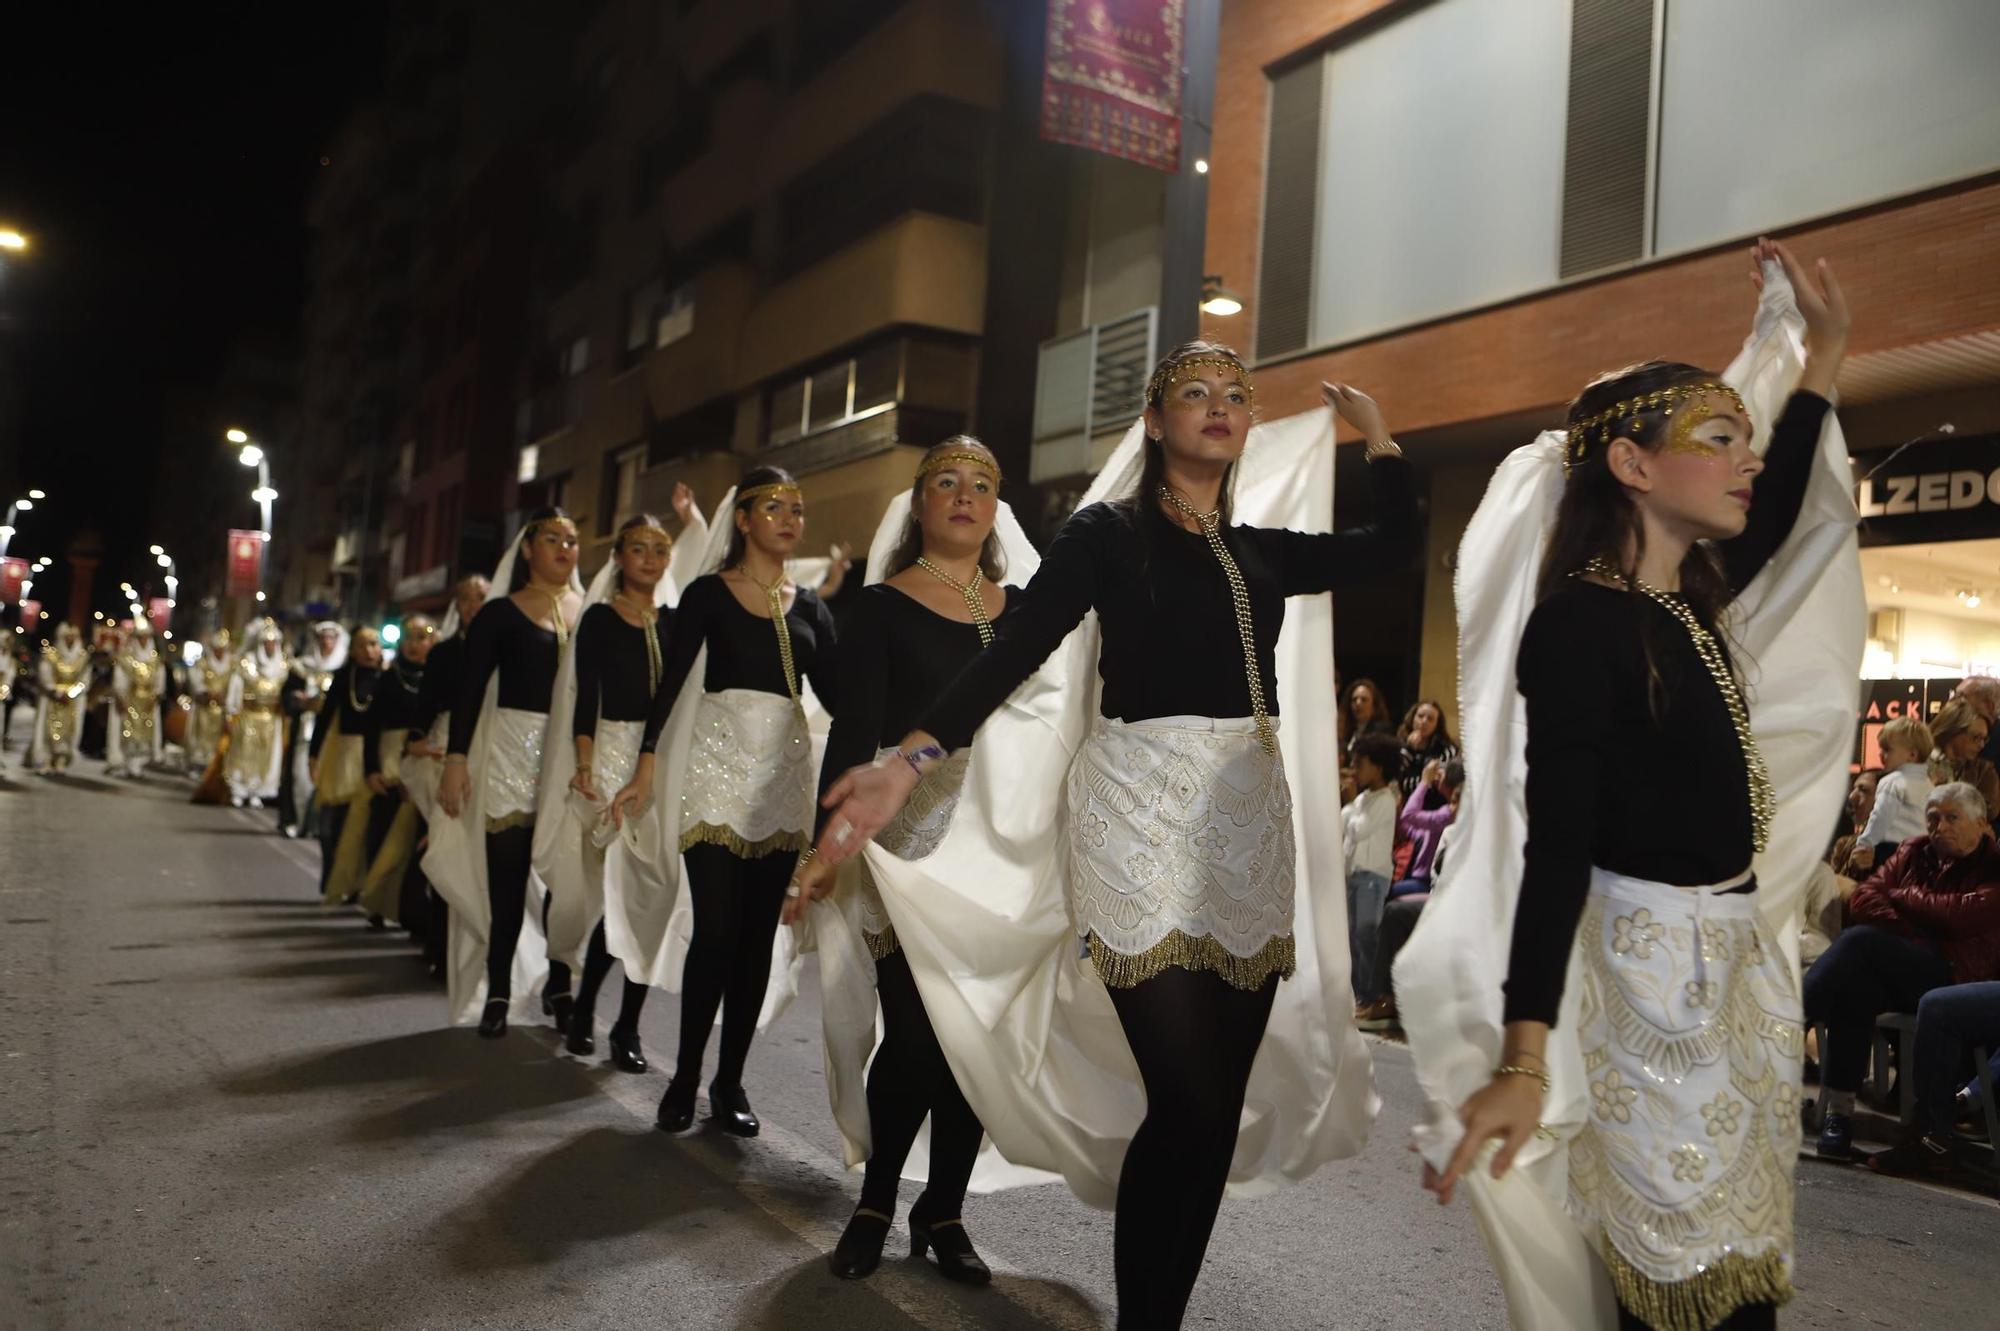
left=0, top=6, right=387, bottom=622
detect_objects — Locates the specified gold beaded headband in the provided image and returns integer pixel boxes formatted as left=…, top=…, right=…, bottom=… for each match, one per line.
left=1145, top=355, right=1255, bottom=407
left=737, top=482, right=802, bottom=507
left=528, top=515, right=580, bottom=541
left=917, top=450, right=1002, bottom=486
left=1563, top=380, right=1750, bottom=473
left=618, top=523, right=673, bottom=548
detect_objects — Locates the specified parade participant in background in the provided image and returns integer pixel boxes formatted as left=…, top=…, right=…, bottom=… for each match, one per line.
left=610, top=467, right=840, bottom=1137
left=310, top=627, right=382, bottom=902
left=811, top=346, right=1418, bottom=1329
left=403, top=577, right=487, bottom=976
left=1410, top=241, right=1857, bottom=1331
left=225, top=618, right=290, bottom=809
left=348, top=614, right=437, bottom=930
left=431, top=511, right=584, bottom=1038
left=185, top=628, right=236, bottom=774
left=787, top=438, right=1038, bottom=1284
left=0, top=640, right=18, bottom=760
left=31, top=622, right=91, bottom=774
left=106, top=620, right=165, bottom=778
left=279, top=621, right=347, bottom=836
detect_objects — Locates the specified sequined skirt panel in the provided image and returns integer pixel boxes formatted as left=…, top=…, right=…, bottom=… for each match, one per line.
left=586, top=720, right=644, bottom=850
left=484, top=707, right=549, bottom=832
left=679, top=689, right=813, bottom=858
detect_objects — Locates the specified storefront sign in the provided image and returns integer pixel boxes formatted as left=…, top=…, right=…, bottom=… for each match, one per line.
left=225, top=529, right=265, bottom=599
left=1854, top=432, right=2000, bottom=546
left=1041, top=0, right=1185, bottom=172
left=1855, top=677, right=1959, bottom=768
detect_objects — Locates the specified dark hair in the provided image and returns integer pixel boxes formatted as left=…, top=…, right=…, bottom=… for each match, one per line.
left=511, top=506, right=574, bottom=591
left=724, top=466, right=799, bottom=569
left=1345, top=678, right=1390, bottom=726
left=1120, top=341, right=1247, bottom=572
left=1399, top=698, right=1457, bottom=754
left=883, top=436, right=1007, bottom=582
left=1540, top=361, right=1742, bottom=714
left=1442, top=758, right=1466, bottom=792
left=1351, top=730, right=1404, bottom=780
left=611, top=512, right=669, bottom=591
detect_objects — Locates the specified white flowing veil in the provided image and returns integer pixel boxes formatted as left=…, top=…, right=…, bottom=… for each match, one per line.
left=1393, top=260, right=1865, bottom=1328
left=535, top=507, right=709, bottom=972
left=859, top=408, right=1380, bottom=1207
left=420, top=531, right=585, bottom=1026
left=809, top=489, right=1053, bottom=1188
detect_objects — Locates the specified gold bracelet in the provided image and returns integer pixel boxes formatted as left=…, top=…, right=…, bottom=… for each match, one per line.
left=1495, top=1063, right=1551, bottom=1092
left=797, top=845, right=817, bottom=865
left=444, top=754, right=468, bottom=766
left=1363, top=438, right=1403, bottom=462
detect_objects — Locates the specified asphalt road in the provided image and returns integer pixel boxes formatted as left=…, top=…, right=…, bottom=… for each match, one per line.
left=4, top=730, right=1997, bottom=1330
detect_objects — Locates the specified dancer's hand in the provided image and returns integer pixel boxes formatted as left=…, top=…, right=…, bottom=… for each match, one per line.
left=815, top=753, right=924, bottom=867
left=779, top=855, right=837, bottom=926
left=438, top=761, right=471, bottom=819
left=1322, top=381, right=1394, bottom=453
left=366, top=773, right=391, bottom=796
left=1427, top=1071, right=1546, bottom=1207
left=608, top=777, right=649, bottom=828
left=569, top=768, right=599, bottom=802
left=820, top=542, right=855, bottom=599
left=670, top=481, right=696, bottom=523
left=1752, top=236, right=1850, bottom=397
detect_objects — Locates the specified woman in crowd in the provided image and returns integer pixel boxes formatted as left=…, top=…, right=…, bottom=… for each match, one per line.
left=810, top=343, right=1418, bottom=1329
left=403, top=576, right=488, bottom=976
left=611, top=467, right=839, bottom=1136
left=787, top=438, right=1028, bottom=1284
left=226, top=619, right=291, bottom=809
left=354, top=614, right=436, bottom=929
left=1425, top=239, right=1852, bottom=1331
left=31, top=622, right=91, bottom=774
left=435, top=509, right=584, bottom=1037
left=1395, top=698, right=1458, bottom=801
left=311, top=626, right=383, bottom=901
left=186, top=628, right=237, bottom=775
left=1926, top=698, right=1999, bottom=826
left=1342, top=678, right=1393, bottom=761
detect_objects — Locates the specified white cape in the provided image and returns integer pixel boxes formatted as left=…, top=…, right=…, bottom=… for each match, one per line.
left=1393, top=260, right=1865, bottom=1328
left=860, top=409, right=1380, bottom=1208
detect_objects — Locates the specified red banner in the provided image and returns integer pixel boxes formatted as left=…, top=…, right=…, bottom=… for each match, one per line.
left=17, top=598, right=39, bottom=630
left=148, top=597, right=174, bottom=635
left=0, top=557, right=24, bottom=605
left=1041, top=0, right=1184, bottom=172
left=225, top=529, right=265, bottom=599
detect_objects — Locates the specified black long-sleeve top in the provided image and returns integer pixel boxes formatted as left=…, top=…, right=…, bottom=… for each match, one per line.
left=572, top=601, right=672, bottom=738
left=639, top=574, right=839, bottom=752
left=413, top=634, right=466, bottom=740
left=309, top=662, right=381, bottom=760
left=814, top=583, right=1017, bottom=837
left=920, top=456, right=1419, bottom=750
left=448, top=598, right=560, bottom=756
left=1503, top=390, right=1831, bottom=1025
left=363, top=655, right=425, bottom=777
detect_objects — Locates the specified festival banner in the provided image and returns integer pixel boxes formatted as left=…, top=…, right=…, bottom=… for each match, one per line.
left=0, top=556, right=25, bottom=605
left=148, top=597, right=174, bottom=635
left=1041, top=0, right=1185, bottom=173
left=18, top=597, right=40, bottom=630
left=225, top=529, right=265, bottom=599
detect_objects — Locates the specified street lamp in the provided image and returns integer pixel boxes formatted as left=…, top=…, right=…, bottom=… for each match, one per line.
left=0, top=490, right=46, bottom=557
left=0, top=230, right=26, bottom=252
left=229, top=430, right=276, bottom=596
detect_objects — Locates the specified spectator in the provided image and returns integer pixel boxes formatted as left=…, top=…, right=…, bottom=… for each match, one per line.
left=1342, top=678, right=1394, bottom=761
left=1344, top=731, right=1402, bottom=1018
left=1391, top=758, right=1462, bottom=899
left=1395, top=699, right=1459, bottom=800
left=1802, top=781, right=2000, bottom=1160
left=1868, top=980, right=2000, bottom=1182
left=1927, top=698, right=2000, bottom=826
left=1858, top=715, right=1934, bottom=860
left=1360, top=767, right=1465, bottom=1031
left=1828, top=767, right=1884, bottom=879
left=1799, top=859, right=1855, bottom=967
left=1952, top=675, right=2000, bottom=768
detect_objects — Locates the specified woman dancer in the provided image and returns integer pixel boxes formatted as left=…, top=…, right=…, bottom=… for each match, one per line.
left=538, top=485, right=703, bottom=1069
left=1420, top=241, right=1854, bottom=1331
left=436, top=509, right=583, bottom=1037
left=813, top=344, right=1418, bottom=1328
left=355, top=614, right=436, bottom=930
left=404, top=577, right=488, bottom=976
left=225, top=619, right=290, bottom=809
left=311, top=627, right=383, bottom=901
left=788, top=439, right=1028, bottom=1283
left=611, top=466, right=838, bottom=1136
left=186, top=628, right=236, bottom=775
left=32, top=623, right=91, bottom=774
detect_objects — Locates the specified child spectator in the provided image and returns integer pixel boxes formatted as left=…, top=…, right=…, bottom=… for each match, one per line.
left=1344, top=731, right=1402, bottom=1018
left=1860, top=715, right=1935, bottom=861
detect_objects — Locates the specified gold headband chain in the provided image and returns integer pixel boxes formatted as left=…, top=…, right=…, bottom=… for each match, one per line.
left=737, top=482, right=802, bottom=507
left=917, top=451, right=1003, bottom=485
left=531, top=515, right=580, bottom=541
left=1564, top=381, right=1749, bottom=473
left=1146, top=356, right=1255, bottom=407
left=619, top=523, right=673, bottom=548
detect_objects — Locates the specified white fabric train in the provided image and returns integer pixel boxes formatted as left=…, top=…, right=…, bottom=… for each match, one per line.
left=854, top=408, right=1379, bottom=1208
left=1394, top=259, right=1864, bottom=1328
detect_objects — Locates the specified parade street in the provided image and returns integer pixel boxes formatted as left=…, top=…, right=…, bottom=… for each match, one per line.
left=0, top=758, right=1992, bottom=1331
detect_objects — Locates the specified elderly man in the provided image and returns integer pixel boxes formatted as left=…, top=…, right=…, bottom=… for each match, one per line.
left=1803, top=781, right=2000, bottom=1160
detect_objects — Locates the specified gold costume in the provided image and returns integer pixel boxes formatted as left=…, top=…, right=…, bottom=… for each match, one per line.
left=227, top=656, right=288, bottom=799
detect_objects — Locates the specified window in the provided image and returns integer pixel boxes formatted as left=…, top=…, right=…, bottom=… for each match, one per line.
left=604, top=445, right=645, bottom=533
left=654, top=282, right=696, bottom=349
left=762, top=342, right=910, bottom=448
left=769, top=380, right=807, bottom=445
left=406, top=503, right=428, bottom=572
left=565, top=336, right=590, bottom=377
left=517, top=445, right=539, bottom=484
left=622, top=277, right=662, bottom=364
left=852, top=342, right=900, bottom=414
left=807, top=364, right=851, bottom=432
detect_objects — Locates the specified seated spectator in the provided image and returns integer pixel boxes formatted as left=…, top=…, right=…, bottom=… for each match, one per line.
left=1858, top=715, right=1934, bottom=860
left=1927, top=698, right=2000, bottom=828
left=1868, top=980, right=2000, bottom=1182
left=1342, top=678, right=1394, bottom=763
left=1802, top=781, right=2000, bottom=1160
left=1391, top=758, right=1462, bottom=899
left=1951, top=675, right=2000, bottom=769
left=1395, top=700, right=1459, bottom=801
left=1344, top=731, right=1402, bottom=1017
left=1827, top=767, right=1884, bottom=879
left=1360, top=771, right=1465, bottom=1031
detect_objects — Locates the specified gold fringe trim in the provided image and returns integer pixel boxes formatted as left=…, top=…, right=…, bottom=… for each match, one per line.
left=485, top=810, right=535, bottom=834
left=1602, top=1242, right=1792, bottom=1331
left=864, top=926, right=900, bottom=962
left=677, top=821, right=807, bottom=860
left=1087, top=929, right=1295, bottom=992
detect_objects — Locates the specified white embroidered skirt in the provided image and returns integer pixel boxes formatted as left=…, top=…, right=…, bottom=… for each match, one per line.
left=1064, top=714, right=1296, bottom=991
left=485, top=707, right=549, bottom=833
left=1568, top=867, right=1801, bottom=1330
left=853, top=746, right=973, bottom=959
left=585, top=719, right=644, bottom=850
left=679, top=688, right=813, bottom=858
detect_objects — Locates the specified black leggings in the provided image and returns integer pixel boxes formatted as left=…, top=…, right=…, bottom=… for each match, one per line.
left=1107, top=964, right=1277, bottom=1331
left=672, top=841, right=793, bottom=1092
left=575, top=917, right=648, bottom=1034
left=858, top=949, right=983, bottom=1217
left=484, top=824, right=534, bottom=1001
left=1619, top=1301, right=1775, bottom=1330
left=316, top=801, right=349, bottom=897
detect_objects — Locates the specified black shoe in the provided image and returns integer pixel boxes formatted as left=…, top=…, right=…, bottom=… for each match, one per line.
left=549, top=993, right=575, bottom=1035
left=608, top=1027, right=648, bottom=1074
left=708, top=1084, right=760, bottom=1137
left=366, top=914, right=386, bottom=931
left=908, top=1195, right=991, bottom=1286
left=1867, top=1133, right=1966, bottom=1183
left=1817, top=1110, right=1856, bottom=1161
left=657, top=1079, right=697, bottom=1133
left=477, top=999, right=509, bottom=1039
left=564, top=1014, right=596, bottom=1057
left=828, top=1207, right=893, bottom=1280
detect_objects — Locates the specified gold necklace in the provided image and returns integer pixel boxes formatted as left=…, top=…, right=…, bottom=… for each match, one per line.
left=736, top=564, right=798, bottom=699
left=527, top=582, right=572, bottom=648
left=914, top=556, right=994, bottom=647
left=1157, top=485, right=1275, bottom=756
left=615, top=590, right=663, bottom=695
left=1578, top=556, right=1773, bottom=852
